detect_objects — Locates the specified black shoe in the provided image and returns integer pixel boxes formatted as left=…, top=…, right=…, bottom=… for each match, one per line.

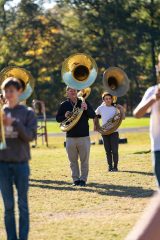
left=112, top=167, right=118, bottom=172
left=79, top=180, right=86, bottom=187
left=72, top=180, right=80, bottom=186
left=108, top=166, right=113, bottom=172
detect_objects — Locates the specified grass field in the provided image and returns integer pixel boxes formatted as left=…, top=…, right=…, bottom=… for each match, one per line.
left=43, top=117, right=150, bottom=133
left=0, top=130, right=156, bottom=240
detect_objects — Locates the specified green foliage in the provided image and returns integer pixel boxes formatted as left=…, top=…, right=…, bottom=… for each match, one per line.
left=0, top=0, right=160, bottom=114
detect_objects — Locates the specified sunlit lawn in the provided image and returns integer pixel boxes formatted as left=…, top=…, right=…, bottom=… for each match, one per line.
left=43, top=117, right=149, bottom=134
left=0, top=130, right=156, bottom=240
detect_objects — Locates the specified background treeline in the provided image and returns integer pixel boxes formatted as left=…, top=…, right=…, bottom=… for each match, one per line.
left=0, top=0, right=160, bottom=116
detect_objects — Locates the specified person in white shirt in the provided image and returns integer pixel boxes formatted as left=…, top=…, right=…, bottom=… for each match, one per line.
left=133, top=84, right=160, bottom=186
left=94, top=92, right=125, bottom=172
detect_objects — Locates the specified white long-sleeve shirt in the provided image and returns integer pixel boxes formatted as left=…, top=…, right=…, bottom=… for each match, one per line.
left=139, top=85, right=160, bottom=151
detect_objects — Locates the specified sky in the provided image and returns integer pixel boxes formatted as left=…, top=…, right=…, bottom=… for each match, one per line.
left=5, top=0, right=56, bottom=10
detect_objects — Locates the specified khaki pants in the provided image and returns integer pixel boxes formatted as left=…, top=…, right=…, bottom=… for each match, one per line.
left=66, top=136, right=90, bottom=182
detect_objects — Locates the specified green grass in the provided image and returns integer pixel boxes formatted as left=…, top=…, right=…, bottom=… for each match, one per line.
left=0, top=131, right=156, bottom=240
left=120, top=117, right=149, bottom=128
left=42, top=117, right=149, bottom=133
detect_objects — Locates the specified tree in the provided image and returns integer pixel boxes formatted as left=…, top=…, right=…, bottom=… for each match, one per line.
left=1, top=0, right=160, bottom=114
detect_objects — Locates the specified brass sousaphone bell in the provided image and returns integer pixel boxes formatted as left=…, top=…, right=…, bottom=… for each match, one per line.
left=103, top=67, right=129, bottom=97
left=0, top=66, right=35, bottom=102
left=0, top=66, right=35, bottom=149
left=61, top=53, right=98, bottom=90
left=60, top=53, right=98, bottom=132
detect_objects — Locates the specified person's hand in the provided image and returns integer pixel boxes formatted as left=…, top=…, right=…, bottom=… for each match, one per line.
left=81, top=102, right=87, bottom=110
left=65, top=111, right=72, bottom=118
left=3, top=114, right=15, bottom=126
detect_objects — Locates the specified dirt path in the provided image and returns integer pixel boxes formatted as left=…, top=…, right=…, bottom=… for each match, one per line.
left=48, top=126, right=149, bottom=137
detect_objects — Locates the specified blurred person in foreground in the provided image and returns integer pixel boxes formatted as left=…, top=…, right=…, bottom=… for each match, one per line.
left=0, top=75, right=37, bottom=240
left=133, top=54, right=160, bottom=187
left=125, top=192, right=160, bottom=240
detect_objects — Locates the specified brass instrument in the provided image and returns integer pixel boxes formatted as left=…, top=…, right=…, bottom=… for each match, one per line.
left=60, top=53, right=97, bottom=132
left=0, top=66, right=35, bottom=149
left=0, top=100, right=6, bottom=149
left=60, top=88, right=91, bottom=132
left=78, top=87, right=91, bottom=99
left=94, top=106, right=124, bottom=135
left=62, top=53, right=98, bottom=90
left=103, top=67, right=129, bottom=97
left=95, top=67, right=129, bottom=135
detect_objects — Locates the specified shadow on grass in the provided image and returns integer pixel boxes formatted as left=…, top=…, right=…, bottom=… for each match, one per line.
left=133, top=150, right=151, bottom=154
left=121, top=170, right=153, bottom=176
left=88, top=182, right=154, bottom=198
left=30, top=179, right=154, bottom=198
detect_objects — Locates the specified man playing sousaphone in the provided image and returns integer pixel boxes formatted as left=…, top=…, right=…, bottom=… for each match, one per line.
left=56, top=86, right=95, bottom=186
left=94, top=92, right=125, bottom=172
left=0, top=66, right=37, bottom=240
left=56, top=53, right=97, bottom=187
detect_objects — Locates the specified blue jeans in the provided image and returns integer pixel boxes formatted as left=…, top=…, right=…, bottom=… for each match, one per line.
left=0, top=162, right=30, bottom=240
left=152, top=151, right=160, bottom=187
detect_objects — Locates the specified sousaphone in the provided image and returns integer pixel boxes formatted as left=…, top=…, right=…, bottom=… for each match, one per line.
left=103, top=67, right=129, bottom=97
left=95, top=67, right=129, bottom=135
left=0, top=66, right=35, bottom=102
left=60, top=53, right=98, bottom=132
